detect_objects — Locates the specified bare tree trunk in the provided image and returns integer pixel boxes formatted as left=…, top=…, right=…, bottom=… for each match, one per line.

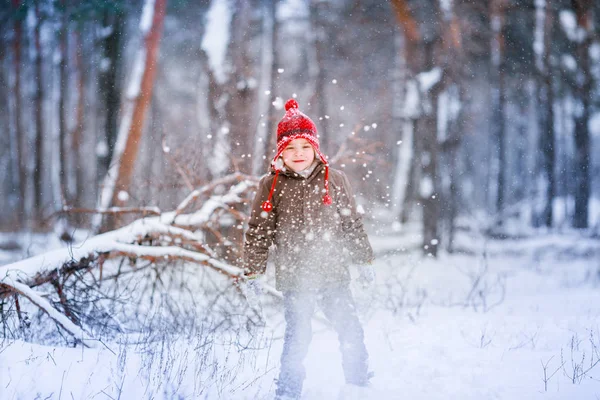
left=309, top=0, right=330, bottom=154
left=445, top=123, right=460, bottom=253
left=227, top=0, right=255, bottom=173
left=72, top=30, right=85, bottom=210
left=94, top=0, right=168, bottom=232
left=571, top=0, right=592, bottom=229
left=12, top=0, right=25, bottom=226
left=536, top=0, right=555, bottom=227
left=1, top=27, right=15, bottom=225
left=58, top=5, right=68, bottom=206
left=421, top=100, right=440, bottom=256
left=438, top=1, right=463, bottom=253
left=421, top=42, right=442, bottom=257
left=202, top=0, right=234, bottom=180
left=400, top=121, right=419, bottom=224
left=392, top=0, right=443, bottom=256
left=391, top=0, right=421, bottom=226
left=490, top=0, right=506, bottom=226
left=391, top=30, right=413, bottom=220
left=97, top=8, right=125, bottom=180
left=32, top=3, right=44, bottom=223
left=252, top=0, right=276, bottom=176
left=262, top=0, right=280, bottom=172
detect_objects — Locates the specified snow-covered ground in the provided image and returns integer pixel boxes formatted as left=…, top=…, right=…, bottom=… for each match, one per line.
left=1, top=227, right=599, bottom=399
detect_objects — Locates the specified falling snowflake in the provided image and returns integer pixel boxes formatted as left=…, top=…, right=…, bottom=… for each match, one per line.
left=96, top=141, right=109, bottom=157
left=117, top=191, right=129, bottom=202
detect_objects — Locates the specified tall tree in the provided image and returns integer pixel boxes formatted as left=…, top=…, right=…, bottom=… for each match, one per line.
left=226, top=0, right=257, bottom=173
left=252, top=0, right=278, bottom=176
left=58, top=0, right=69, bottom=205
left=94, top=0, right=168, bottom=232
left=97, top=5, right=125, bottom=181
left=571, top=0, right=592, bottom=228
left=490, top=0, right=507, bottom=224
left=11, top=0, right=26, bottom=225
left=536, top=0, right=556, bottom=227
left=391, top=0, right=444, bottom=256
left=32, top=2, right=44, bottom=223
left=308, top=0, right=331, bottom=154
left=437, top=0, right=464, bottom=252
left=71, top=29, right=85, bottom=209
left=390, top=30, right=413, bottom=221
left=202, top=0, right=234, bottom=180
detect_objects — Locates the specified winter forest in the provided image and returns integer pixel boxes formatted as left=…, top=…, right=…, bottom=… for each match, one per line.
left=0, top=0, right=599, bottom=399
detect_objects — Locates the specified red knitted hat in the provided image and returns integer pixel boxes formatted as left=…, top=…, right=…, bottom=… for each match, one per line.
left=261, top=98, right=332, bottom=212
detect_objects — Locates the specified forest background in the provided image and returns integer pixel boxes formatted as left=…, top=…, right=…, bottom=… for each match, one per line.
left=0, top=0, right=598, bottom=248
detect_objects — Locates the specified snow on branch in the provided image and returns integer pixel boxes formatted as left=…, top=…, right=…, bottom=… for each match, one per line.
left=0, top=278, right=98, bottom=347
left=0, top=174, right=259, bottom=343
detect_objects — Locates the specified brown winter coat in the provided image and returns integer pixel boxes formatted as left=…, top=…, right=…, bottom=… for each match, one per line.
left=243, top=162, right=373, bottom=291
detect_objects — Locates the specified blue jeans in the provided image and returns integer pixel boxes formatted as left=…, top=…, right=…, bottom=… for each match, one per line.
left=276, top=284, right=369, bottom=399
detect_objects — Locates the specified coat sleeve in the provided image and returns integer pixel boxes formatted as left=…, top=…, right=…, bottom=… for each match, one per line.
left=335, top=171, right=374, bottom=265
left=243, top=174, right=277, bottom=276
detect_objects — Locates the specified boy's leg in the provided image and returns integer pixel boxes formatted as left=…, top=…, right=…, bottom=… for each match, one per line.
left=276, top=290, right=316, bottom=399
left=317, top=284, right=369, bottom=386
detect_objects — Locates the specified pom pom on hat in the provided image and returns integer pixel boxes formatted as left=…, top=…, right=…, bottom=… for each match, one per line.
left=285, top=98, right=299, bottom=111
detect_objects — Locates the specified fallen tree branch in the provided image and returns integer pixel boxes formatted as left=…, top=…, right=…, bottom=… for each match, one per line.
left=170, top=172, right=257, bottom=223
left=0, top=178, right=261, bottom=343
left=0, top=278, right=97, bottom=347
left=59, top=206, right=162, bottom=216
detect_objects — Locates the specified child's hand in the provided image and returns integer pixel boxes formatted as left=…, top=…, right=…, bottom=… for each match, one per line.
left=357, top=265, right=376, bottom=288
left=241, top=277, right=263, bottom=310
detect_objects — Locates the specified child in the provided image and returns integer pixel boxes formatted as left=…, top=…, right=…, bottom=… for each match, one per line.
left=243, top=98, right=374, bottom=400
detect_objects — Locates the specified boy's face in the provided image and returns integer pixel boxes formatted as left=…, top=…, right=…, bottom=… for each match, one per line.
left=282, top=138, right=316, bottom=172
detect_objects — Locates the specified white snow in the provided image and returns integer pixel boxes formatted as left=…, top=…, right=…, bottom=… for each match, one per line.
left=417, top=67, right=442, bottom=93
left=403, top=79, right=421, bottom=119
left=208, top=122, right=232, bottom=177
left=125, top=49, right=146, bottom=98
left=391, top=119, right=413, bottom=216
left=272, top=96, right=284, bottom=110
left=201, top=0, right=232, bottom=85
left=591, top=43, right=600, bottom=61
left=99, top=57, right=111, bottom=72
left=590, top=112, right=600, bottom=137
left=559, top=10, right=587, bottom=43
left=117, top=190, right=129, bottom=202
left=277, top=0, right=309, bottom=20
left=561, top=54, right=577, bottom=72
left=440, top=0, right=453, bottom=20
left=534, top=0, right=545, bottom=71
left=97, top=25, right=114, bottom=40
left=2, top=230, right=600, bottom=399
left=139, top=0, right=156, bottom=35
left=420, top=176, right=434, bottom=198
